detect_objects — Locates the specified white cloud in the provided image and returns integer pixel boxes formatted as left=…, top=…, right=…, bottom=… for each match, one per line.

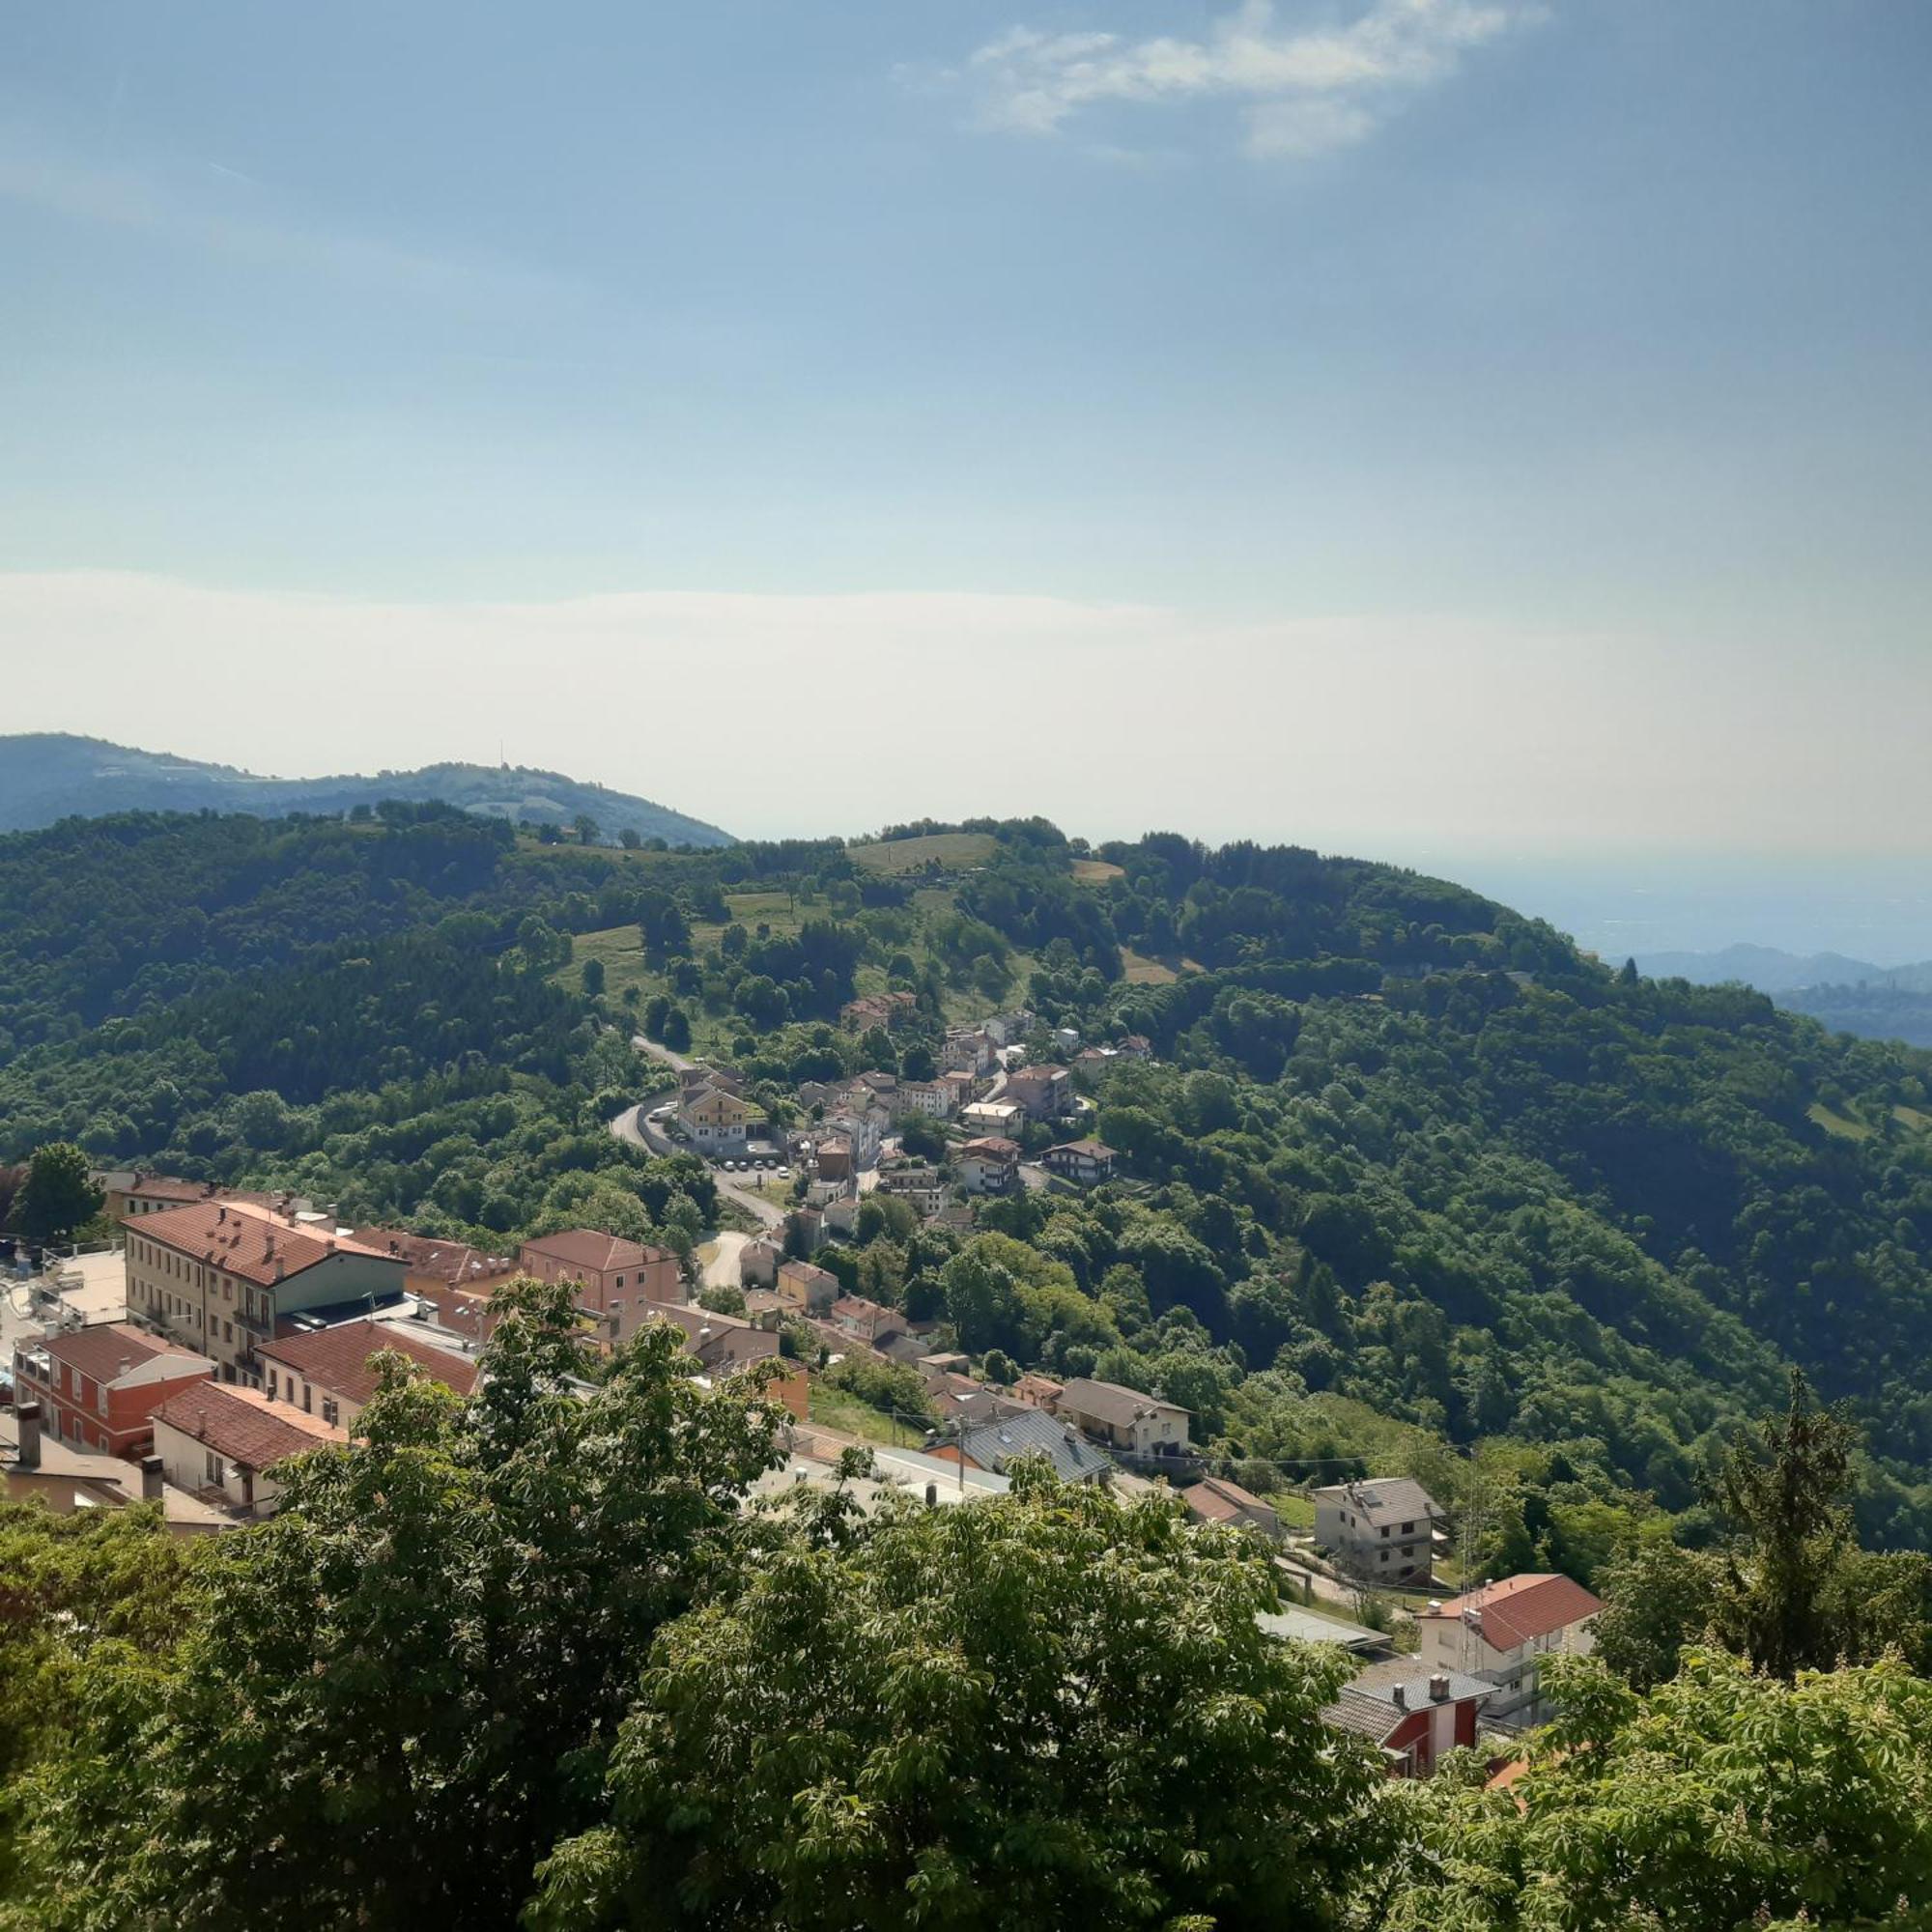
left=957, top=0, right=1541, bottom=158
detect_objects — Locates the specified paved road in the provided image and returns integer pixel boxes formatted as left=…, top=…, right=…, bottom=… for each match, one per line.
left=609, top=1043, right=786, bottom=1231
left=700, top=1230, right=752, bottom=1289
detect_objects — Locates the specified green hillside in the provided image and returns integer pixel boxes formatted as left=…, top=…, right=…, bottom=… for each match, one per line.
left=0, top=732, right=731, bottom=848
left=3, top=809, right=1931, bottom=1555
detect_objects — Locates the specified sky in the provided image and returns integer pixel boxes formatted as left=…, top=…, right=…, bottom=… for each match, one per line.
left=3, top=1, right=1929, bottom=943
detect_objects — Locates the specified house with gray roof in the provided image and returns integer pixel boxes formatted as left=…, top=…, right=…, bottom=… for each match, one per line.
left=1319, top=1657, right=1492, bottom=1778
left=1312, top=1475, right=1442, bottom=1584
left=944, top=1406, right=1112, bottom=1485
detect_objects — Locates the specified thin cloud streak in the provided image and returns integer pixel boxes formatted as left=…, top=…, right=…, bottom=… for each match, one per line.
left=955, top=0, right=1542, bottom=158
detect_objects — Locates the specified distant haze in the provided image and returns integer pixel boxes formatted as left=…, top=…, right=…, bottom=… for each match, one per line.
left=6, top=572, right=1928, bottom=942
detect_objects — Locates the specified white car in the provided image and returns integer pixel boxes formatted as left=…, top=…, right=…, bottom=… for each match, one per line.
left=721, top=1159, right=736, bottom=1172
left=648, top=1104, right=671, bottom=1122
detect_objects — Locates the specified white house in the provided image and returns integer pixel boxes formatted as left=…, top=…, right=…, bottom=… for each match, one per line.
left=1312, top=1476, right=1442, bottom=1585
left=1414, top=1573, right=1604, bottom=1729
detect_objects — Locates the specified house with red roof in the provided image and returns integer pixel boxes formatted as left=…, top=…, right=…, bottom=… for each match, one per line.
left=518, top=1229, right=685, bottom=1345
left=9, top=1321, right=214, bottom=1460
left=150, top=1380, right=346, bottom=1517
left=1415, top=1573, right=1604, bottom=1729
left=257, top=1318, right=477, bottom=1433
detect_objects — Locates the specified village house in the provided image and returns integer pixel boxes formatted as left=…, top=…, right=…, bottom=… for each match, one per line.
left=642, top=1300, right=781, bottom=1375
left=1182, top=1474, right=1282, bottom=1541
left=894, top=1078, right=956, bottom=1120
left=517, top=1229, right=684, bottom=1346
left=337, top=1229, right=519, bottom=1346
left=1053, top=1378, right=1191, bottom=1456
left=680, top=1063, right=746, bottom=1098
left=959, top=1099, right=1026, bottom=1140
left=830, top=1294, right=905, bottom=1347
left=1313, top=1476, right=1443, bottom=1586
left=813, top=1137, right=853, bottom=1184
left=10, top=1322, right=214, bottom=1460
left=875, top=1166, right=948, bottom=1215
left=955, top=1136, right=1022, bottom=1195
left=1414, top=1574, right=1604, bottom=1729
left=1040, top=1138, right=1118, bottom=1186
left=1320, top=1659, right=1492, bottom=1778
left=1006, top=1064, right=1074, bottom=1121
left=934, top=1407, right=1112, bottom=1485
left=680, top=1083, right=767, bottom=1157
left=736, top=1237, right=781, bottom=1290
left=125, top=1200, right=410, bottom=1391
left=257, top=1318, right=477, bottom=1433
left=1013, top=1371, right=1065, bottom=1408
left=941, top=1029, right=998, bottom=1076
left=981, top=1009, right=1037, bottom=1048
left=151, top=1380, right=347, bottom=1517
left=938, top=1066, right=980, bottom=1109
left=776, top=1258, right=839, bottom=1316
left=1117, top=1034, right=1153, bottom=1059
left=2, top=1404, right=230, bottom=1535
left=840, top=991, right=918, bottom=1032
left=825, top=1105, right=886, bottom=1169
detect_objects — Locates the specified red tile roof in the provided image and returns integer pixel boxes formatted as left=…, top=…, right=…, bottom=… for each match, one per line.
left=43, top=1322, right=208, bottom=1386
left=1425, top=1574, right=1604, bottom=1650
left=127, top=1200, right=402, bottom=1288
left=153, top=1381, right=346, bottom=1469
left=352, top=1230, right=519, bottom=1287
left=256, top=1319, right=477, bottom=1406
left=518, top=1230, right=671, bottom=1274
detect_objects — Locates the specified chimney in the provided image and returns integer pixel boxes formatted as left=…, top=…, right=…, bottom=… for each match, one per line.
left=141, top=1456, right=164, bottom=1502
left=216, top=1205, right=226, bottom=1223
left=1391, top=1683, right=1406, bottom=1711
left=15, top=1403, right=42, bottom=1468
left=1430, top=1674, right=1451, bottom=1704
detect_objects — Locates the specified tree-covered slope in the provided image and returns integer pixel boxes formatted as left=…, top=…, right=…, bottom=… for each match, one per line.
left=0, top=733, right=731, bottom=847
left=3, top=809, right=1930, bottom=1548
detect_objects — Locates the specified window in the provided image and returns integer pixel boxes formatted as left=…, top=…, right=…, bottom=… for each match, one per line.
left=224, top=1322, right=234, bottom=1344
left=1403, top=1520, right=1414, bottom=1534
left=1380, top=1524, right=1390, bottom=1538
left=615, top=1275, right=625, bottom=1290
left=1379, top=1549, right=1389, bottom=1563
left=321, top=1397, right=339, bottom=1427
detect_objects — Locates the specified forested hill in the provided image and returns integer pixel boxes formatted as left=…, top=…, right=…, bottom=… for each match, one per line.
left=0, top=732, right=731, bottom=847
left=3, top=809, right=1931, bottom=1553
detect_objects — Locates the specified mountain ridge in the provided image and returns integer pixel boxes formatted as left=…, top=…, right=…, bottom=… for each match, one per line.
left=0, top=732, right=732, bottom=848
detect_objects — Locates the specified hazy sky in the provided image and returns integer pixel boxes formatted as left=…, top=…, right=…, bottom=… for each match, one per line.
left=4, top=1, right=1929, bottom=871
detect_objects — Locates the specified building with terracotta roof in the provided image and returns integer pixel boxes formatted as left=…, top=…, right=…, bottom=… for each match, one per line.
left=954, top=1136, right=1021, bottom=1195
left=641, top=1300, right=781, bottom=1375
left=829, top=1294, right=905, bottom=1346
left=517, top=1230, right=683, bottom=1345
left=1182, top=1474, right=1282, bottom=1541
left=150, top=1380, right=347, bottom=1516
left=10, top=1321, right=214, bottom=1460
left=125, top=1200, right=410, bottom=1393
left=1415, top=1573, right=1604, bottom=1728
left=775, top=1258, right=838, bottom=1316
left=1053, top=1377, right=1190, bottom=1457
left=1005, top=1064, right=1073, bottom=1121
left=257, top=1318, right=478, bottom=1433
left=1039, top=1137, right=1117, bottom=1185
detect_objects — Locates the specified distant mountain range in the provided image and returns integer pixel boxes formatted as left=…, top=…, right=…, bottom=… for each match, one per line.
left=1634, top=943, right=1932, bottom=995
left=0, top=734, right=732, bottom=848
left=1634, top=944, right=1932, bottom=1050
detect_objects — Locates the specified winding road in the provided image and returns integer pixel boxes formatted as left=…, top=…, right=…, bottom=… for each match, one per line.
left=608, top=1035, right=786, bottom=1230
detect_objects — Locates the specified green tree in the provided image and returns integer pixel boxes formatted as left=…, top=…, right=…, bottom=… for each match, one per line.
left=574, top=813, right=600, bottom=846
left=1388, top=1652, right=1932, bottom=1932
left=527, top=1467, right=1384, bottom=1931
left=1590, top=1539, right=1719, bottom=1691
left=661, top=1005, right=693, bottom=1053
left=617, top=827, right=641, bottom=850
left=1712, top=1368, right=1861, bottom=1679
left=12, top=1280, right=786, bottom=1932
left=582, top=956, right=607, bottom=997
left=14, top=1142, right=103, bottom=1243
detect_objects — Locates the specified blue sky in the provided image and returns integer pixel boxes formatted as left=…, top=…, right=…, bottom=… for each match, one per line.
left=3, top=1, right=1929, bottom=910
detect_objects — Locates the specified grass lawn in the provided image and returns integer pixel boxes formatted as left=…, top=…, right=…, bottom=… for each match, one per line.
left=1893, top=1104, right=1932, bottom=1134
left=1120, top=948, right=1179, bottom=985
left=1808, top=1100, right=1874, bottom=1141
left=807, top=1381, right=924, bottom=1447
left=849, top=832, right=999, bottom=874
left=1070, top=857, right=1124, bottom=884
left=691, top=889, right=810, bottom=948
left=1271, top=1491, right=1317, bottom=1533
